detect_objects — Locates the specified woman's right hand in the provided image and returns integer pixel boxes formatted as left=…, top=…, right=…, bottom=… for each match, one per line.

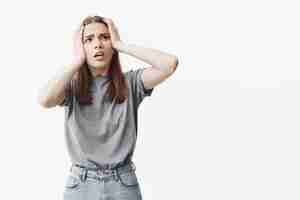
left=70, top=25, right=86, bottom=69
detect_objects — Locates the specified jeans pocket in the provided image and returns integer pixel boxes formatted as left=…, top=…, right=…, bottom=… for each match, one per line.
left=64, top=175, right=82, bottom=190
left=117, top=170, right=139, bottom=187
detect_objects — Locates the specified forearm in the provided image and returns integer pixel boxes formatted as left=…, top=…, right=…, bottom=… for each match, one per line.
left=114, top=41, right=178, bottom=73
left=37, top=64, right=80, bottom=107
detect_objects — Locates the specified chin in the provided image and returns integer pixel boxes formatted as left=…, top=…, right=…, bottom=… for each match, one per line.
left=87, top=59, right=111, bottom=68
left=94, top=64, right=106, bottom=68
left=89, top=62, right=106, bottom=68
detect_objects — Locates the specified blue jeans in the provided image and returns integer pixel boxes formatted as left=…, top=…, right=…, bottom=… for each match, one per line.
left=63, top=160, right=143, bottom=200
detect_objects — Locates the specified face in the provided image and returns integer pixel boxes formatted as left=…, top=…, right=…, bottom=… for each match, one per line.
left=82, top=22, right=114, bottom=72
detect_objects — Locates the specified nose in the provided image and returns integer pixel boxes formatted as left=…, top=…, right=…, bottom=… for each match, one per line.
left=94, top=38, right=104, bottom=49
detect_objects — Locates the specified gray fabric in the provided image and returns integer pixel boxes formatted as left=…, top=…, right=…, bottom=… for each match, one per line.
left=60, top=68, right=154, bottom=168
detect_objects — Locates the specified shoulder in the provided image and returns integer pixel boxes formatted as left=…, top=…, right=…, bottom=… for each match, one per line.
left=123, top=68, right=144, bottom=83
left=124, top=68, right=140, bottom=78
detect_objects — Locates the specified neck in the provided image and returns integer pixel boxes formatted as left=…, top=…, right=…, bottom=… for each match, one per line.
left=89, top=66, right=109, bottom=78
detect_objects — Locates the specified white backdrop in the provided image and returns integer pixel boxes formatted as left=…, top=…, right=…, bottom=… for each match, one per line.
left=0, top=0, right=299, bottom=199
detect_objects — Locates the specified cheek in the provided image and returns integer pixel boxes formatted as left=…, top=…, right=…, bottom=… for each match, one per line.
left=104, top=47, right=113, bottom=55
left=84, top=48, right=92, bottom=57
left=105, top=40, right=113, bottom=47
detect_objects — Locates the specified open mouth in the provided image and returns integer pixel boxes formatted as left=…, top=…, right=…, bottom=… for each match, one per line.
left=94, top=53, right=104, bottom=61
left=94, top=52, right=104, bottom=58
left=95, top=57, right=104, bottom=61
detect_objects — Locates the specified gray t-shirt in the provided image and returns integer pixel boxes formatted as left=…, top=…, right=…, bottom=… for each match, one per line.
left=59, top=68, right=154, bottom=168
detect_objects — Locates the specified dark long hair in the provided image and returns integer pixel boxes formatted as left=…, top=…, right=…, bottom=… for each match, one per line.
left=66, top=15, right=128, bottom=118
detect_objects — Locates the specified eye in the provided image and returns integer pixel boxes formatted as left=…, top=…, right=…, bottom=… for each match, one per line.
left=85, top=38, right=92, bottom=43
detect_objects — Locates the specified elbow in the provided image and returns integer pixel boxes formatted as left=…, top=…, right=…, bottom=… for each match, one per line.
left=37, top=97, right=50, bottom=109
left=169, top=56, right=179, bottom=74
left=39, top=100, right=56, bottom=109
left=37, top=93, right=54, bottom=109
left=39, top=102, right=52, bottom=109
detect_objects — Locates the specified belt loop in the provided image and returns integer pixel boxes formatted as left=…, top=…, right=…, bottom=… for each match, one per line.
left=130, top=161, right=136, bottom=171
left=115, top=167, right=121, bottom=182
left=80, top=167, right=88, bottom=182
left=70, top=163, right=76, bottom=172
left=112, top=169, right=119, bottom=182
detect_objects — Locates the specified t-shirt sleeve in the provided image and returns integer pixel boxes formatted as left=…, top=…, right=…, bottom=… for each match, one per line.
left=127, top=68, right=154, bottom=107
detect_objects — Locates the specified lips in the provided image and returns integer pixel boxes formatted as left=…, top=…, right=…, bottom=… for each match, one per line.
left=94, top=52, right=104, bottom=57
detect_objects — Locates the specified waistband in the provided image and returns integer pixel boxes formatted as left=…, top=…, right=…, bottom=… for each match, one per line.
left=69, top=160, right=136, bottom=181
left=72, top=158, right=132, bottom=170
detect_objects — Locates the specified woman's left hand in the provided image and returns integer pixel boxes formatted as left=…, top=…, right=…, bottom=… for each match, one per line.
left=103, top=17, right=122, bottom=49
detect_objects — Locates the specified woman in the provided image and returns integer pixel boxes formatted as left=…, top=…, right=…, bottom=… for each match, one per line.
left=37, top=15, right=178, bottom=200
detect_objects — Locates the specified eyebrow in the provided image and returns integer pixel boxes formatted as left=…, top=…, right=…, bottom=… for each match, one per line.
left=84, top=33, right=110, bottom=39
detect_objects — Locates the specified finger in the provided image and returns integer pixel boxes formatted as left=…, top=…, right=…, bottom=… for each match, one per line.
left=79, top=25, right=85, bottom=41
left=103, top=17, right=111, bottom=22
left=104, top=18, right=113, bottom=26
left=79, top=25, right=83, bottom=35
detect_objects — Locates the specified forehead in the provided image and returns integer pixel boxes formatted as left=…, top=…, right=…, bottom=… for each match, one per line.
left=83, top=23, right=108, bottom=37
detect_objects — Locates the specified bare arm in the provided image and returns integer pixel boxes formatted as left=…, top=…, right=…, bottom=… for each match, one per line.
left=103, top=18, right=178, bottom=90
left=37, top=64, right=80, bottom=108
left=114, top=41, right=178, bottom=89
left=38, top=23, right=86, bottom=108
left=103, top=18, right=178, bottom=91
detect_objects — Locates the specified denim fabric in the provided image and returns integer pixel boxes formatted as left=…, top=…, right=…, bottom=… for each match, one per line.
left=63, top=160, right=143, bottom=200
